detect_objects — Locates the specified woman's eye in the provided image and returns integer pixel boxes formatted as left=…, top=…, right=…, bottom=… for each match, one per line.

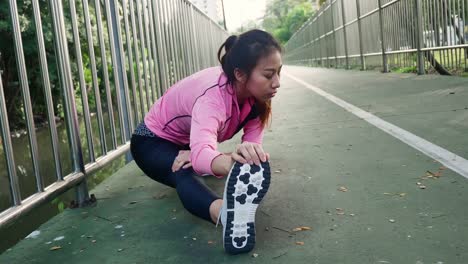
left=265, top=75, right=273, bottom=79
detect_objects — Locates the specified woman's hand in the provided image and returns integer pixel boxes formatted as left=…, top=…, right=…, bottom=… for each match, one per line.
left=231, top=142, right=270, bottom=166
left=172, top=150, right=192, bottom=172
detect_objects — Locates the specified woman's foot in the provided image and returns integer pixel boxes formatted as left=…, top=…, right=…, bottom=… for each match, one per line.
left=219, top=161, right=271, bottom=254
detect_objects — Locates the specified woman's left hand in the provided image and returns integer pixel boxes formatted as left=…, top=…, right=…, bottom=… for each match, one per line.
left=172, top=150, right=192, bottom=172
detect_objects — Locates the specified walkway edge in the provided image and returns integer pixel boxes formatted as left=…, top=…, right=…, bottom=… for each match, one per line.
left=284, top=71, right=468, bottom=179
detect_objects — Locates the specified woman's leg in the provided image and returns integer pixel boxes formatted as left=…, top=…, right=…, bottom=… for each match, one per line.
left=130, top=134, right=221, bottom=223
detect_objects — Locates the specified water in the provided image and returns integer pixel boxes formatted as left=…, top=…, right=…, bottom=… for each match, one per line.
left=0, top=112, right=130, bottom=252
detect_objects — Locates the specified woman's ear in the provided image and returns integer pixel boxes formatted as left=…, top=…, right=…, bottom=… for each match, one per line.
left=234, top=68, right=247, bottom=84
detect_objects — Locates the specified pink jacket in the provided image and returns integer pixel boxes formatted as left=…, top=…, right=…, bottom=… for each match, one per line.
left=144, top=66, right=264, bottom=177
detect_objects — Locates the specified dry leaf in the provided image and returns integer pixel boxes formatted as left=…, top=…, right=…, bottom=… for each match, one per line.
left=439, top=166, right=446, bottom=170
left=91, top=240, right=96, bottom=243
left=207, top=241, right=214, bottom=244
left=50, top=246, right=62, bottom=251
left=399, top=193, right=406, bottom=197
left=419, top=185, right=426, bottom=189
left=252, top=253, right=259, bottom=258
left=295, top=241, right=304, bottom=245
left=389, top=219, right=395, bottom=223
left=338, top=186, right=348, bottom=192
left=292, top=226, right=311, bottom=232
left=336, top=208, right=344, bottom=211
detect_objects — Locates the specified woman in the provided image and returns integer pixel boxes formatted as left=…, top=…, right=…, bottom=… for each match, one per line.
left=130, top=29, right=282, bottom=254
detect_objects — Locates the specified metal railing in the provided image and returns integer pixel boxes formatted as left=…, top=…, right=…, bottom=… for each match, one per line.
left=285, top=0, right=468, bottom=76
left=0, top=0, right=227, bottom=228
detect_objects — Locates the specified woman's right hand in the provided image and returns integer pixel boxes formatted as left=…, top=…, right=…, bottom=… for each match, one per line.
left=231, top=142, right=270, bottom=166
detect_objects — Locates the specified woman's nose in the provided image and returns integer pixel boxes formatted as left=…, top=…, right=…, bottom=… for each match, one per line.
left=272, top=75, right=280, bottom=89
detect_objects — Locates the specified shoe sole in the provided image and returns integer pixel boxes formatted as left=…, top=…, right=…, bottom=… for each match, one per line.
left=223, top=161, right=271, bottom=254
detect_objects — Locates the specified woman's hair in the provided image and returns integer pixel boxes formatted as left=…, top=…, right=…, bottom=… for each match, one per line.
left=217, top=29, right=282, bottom=129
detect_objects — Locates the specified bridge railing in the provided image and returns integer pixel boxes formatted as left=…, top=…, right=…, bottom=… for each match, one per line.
left=0, top=0, right=227, bottom=228
left=285, top=0, right=468, bottom=76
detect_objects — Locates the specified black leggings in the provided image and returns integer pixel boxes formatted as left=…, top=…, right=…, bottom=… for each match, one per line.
left=130, top=133, right=221, bottom=224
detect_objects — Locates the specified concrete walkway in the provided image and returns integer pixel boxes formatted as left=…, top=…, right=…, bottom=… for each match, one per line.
left=1, top=66, right=467, bottom=263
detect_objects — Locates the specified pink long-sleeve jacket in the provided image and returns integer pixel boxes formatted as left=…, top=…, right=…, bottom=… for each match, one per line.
left=144, top=66, right=264, bottom=177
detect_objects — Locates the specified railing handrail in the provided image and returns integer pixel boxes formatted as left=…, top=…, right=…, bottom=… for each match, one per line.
left=284, top=0, right=468, bottom=76
left=0, top=0, right=228, bottom=229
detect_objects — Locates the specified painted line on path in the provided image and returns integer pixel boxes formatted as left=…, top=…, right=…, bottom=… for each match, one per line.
left=284, top=71, right=468, bottom=179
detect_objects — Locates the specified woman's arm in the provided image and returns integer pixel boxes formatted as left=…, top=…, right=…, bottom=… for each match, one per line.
left=211, top=154, right=235, bottom=176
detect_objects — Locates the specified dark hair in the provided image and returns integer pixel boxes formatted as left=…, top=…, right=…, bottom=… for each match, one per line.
left=217, top=29, right=282, bottom=128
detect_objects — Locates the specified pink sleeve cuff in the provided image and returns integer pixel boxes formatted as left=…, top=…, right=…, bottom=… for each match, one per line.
left=191, top=148, right=223, bottom=177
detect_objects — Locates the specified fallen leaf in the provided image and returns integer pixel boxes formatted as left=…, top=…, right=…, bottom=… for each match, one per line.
left=207, top=241, right=214, bottom=244
left=349, top=214, right=355, bottom=217
left=338, top=186, right=348, bottom=192
left=295, top=241, right=304, bottom=245
left=419, top=185, right=426, bottom=189
left=439, top=166, right=446, bottom=170
left=433, top=171, right=442, bottom=177
left=399, top=193, right=406, bottom=197
left=117, top=249, right=123, bottom=252
left=192, top=237, right=197, bottom=241
left=252, top=253, right=259, bottom=258
left=50, top=246, right=62, bottom=251
left=292, top=226, right=311, bottom=232
left=389, top=219, right=396, bottom=223
left=91, top=240, right=96, bottom=243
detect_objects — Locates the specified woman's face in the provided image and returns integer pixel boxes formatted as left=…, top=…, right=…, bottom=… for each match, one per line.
left=244, top=50, right=283, bottom=102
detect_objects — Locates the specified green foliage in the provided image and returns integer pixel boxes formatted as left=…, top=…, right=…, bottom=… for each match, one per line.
left=262, top=0, right=314, bottom=44
left=51, top=197, right=66, bottom=213
left=0, top=0, right=116, bottom=127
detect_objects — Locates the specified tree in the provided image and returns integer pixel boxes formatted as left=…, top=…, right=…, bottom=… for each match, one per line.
left=262, top=0, right=314, bottom=44
left=0, top=1, right=62, bottom=128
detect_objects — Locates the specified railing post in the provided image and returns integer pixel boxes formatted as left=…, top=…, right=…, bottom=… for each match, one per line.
left=0, top=73, right=21, bottom=206
left=378, top=0, right=389, bottom=73
left=415, top=0, right=425, bottom=75
left=8, top=0, right=43, bottom=192
left=330, top=0, right=338, bottom=68
left=356, top=0, right=366, bottom=70
left=109, top=0, right=133, bottom=163
left=49, top=0, right=88, bottom=205
left=340, top=0, right=349, bottom=69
